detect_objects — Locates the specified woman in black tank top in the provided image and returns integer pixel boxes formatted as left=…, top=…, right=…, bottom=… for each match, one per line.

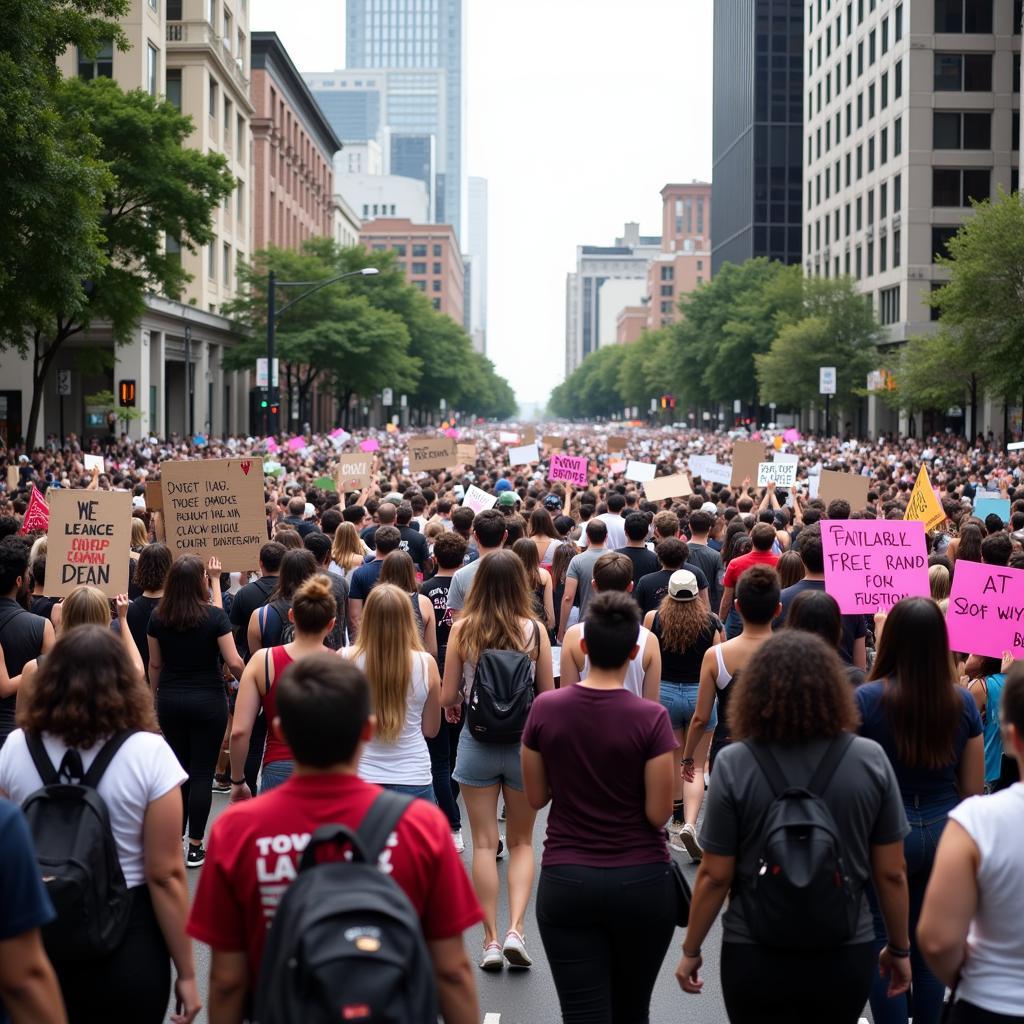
left=379, top=551, right=438, bottom=660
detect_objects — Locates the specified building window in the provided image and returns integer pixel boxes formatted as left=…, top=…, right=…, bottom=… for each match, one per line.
left=223, top=8, right=232, bottom=52
left=868, top=136, right=875, bottom=172
left=931, top=283, right=944, bottom=321
left=149, top=0, right=159, bottom=9
left=660, top=284, right=674, bottom=297
left=146, top=43, right=158, bottom=96
left=880, top=127, right=888, bottom=164
left=894, top=117, right=902, bottom=156
left=223, top=242, right=230, bottom=283
left=881, top=72, right=888, bottom=109
left=432, top=298, right=441, bottom=310
left=893, top=229, right=901, bottom=267
left=1016, top=0, right=1023, bottom=33
left=934, top=0, right=993, bottom=33
left=879, top=285, right=900, bottom=325
left=880, top=235, right=888, bottom=273
left=78, top=39, right=113, bottom=79
left=432, top=280, right=441, bottom=292
left=867, top=189, right=875, bottom=225
left=209, top=75, right=218, bottom=118
left=661, top=265, right=674, bottom=280
left=432, top=262, right=441, bottom=274
left=1015, top=111, right=1020, bottom=150
left=413, top=244, right=427, bottom=257
left=208, top=240, right=217, bottom=280
left=933, top=168, right=991, bottom=206
left=393, top=243, right=406, bottom=256
left=895, top=4, right=903, bottom=40
left=932, top=226, right=958, bottom=261
left=894, top=174, right=902, bottom=211
left=856, top=196, right=863, bottom=229
left=934, top=111, right=992, bottom=149
left=895, top=59, right=903, bottom=99
left=433, top=244, right=442, bottom=257
left=855, top=246, right=862, bottom=279
left=411, top=262, right=427, bottom=275
left=867, top=241, right=874, bottom=277
left=166, top=68, right=182, bottom=109
left=934, top=53, right=993, bottom=92
left=660, top=300, right=673, bottom=313
left=236, top=181, right=244, bottom=225
left=165, top=234, right=181, bottom=267
left=880, top=182, right=888, bottom=218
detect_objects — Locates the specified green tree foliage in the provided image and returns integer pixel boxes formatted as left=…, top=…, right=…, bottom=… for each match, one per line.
left=1, top=77, right=234, bottom=445
left=549, top=345, right=627, bottom=419
left=756, top=276, right=882, bottom=409
left=617, top=329, right=670, bottom=409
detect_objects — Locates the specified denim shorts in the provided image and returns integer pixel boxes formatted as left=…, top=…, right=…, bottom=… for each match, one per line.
left=259, top=759, right=294, bottom=794
left=659, top=681, right=718, bottom=732
left=380, top=782, right=436, bottom=803
left=452, top=729, right=524, bottom=791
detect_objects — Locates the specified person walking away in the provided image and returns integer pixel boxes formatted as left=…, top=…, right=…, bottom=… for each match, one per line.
left=522, top=592, right=678, bottom=1023
left=347, top=525, right=403, bottom=639
left=963, top=651, right=1011, bottom=790
left=147, top=556, right=244, bottom=867
left=616, top=512, right=659, bottom=585
left=442, top=551, right=554, bottom=970
left=685, top=509, right=724, bottom=612
left=445, top=509, right=509, bottom=617
left=676, top=632, right=912, bottom=1024
left=633, top=537, right=710, bottom=616
left=244, top=549, right=317, bottom=657
left=511, top=539, right=555, bottom=634
left=917, top=661, right=1024, bottom=1024
left=858, top=598, right=985, bottom=1024
left=718, top=522, right=779, bottom=639
left=229, top=542, right=284, bottom=662
left=557, top=520, right=609, bottom=643
left=187, top=654, right=483, bottom=1024
left=378, top=551, right=438, bottom=660
left=329, top=522, right=365, bottom=580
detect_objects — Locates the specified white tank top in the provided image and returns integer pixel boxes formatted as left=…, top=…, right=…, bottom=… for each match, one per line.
left=352, top=650, right=432, bottom=786
left=580, top=624, right=651, bottom=699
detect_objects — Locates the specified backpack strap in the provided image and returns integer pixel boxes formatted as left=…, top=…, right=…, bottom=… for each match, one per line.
left=81, top=731, right=137, bottom=788
left=806, top=733, right=855, bottom=797
left=24, top=732, right=60, bottom=787
left=743, top=741, right=790, bottom=798
left=356, top=790, right=415, bottom=863
left=258, top=604, right=268, bottom=646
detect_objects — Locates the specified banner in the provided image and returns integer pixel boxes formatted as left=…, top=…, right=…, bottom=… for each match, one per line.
left=456, top=443, right=477, bottom=465
left=689, top=456, right=732, bottom=485
left=21, top=486, right=50, bottom=533
left=821, top=520, right=929, bottom=614
left=946, top=559, right=1024, bottom=659
left=549, top=454, right=589, bottom=486
left=904, top=465, right=946, bottom=532
left=161, top=457, right=266, bottom=571
left=44, top=489, right=131, bottom=597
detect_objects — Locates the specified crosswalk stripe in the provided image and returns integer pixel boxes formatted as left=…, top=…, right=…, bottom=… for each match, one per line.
left=483, top=1014, right=501, bottom=1024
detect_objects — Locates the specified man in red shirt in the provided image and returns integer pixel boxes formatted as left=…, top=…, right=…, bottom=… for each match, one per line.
left=718, top=522, right=780, bottom=622
left=187, top=653, right=482, bottom=1024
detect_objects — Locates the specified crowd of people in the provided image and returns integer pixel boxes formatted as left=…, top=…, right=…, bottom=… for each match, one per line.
left=0, top=420, right=1022, bottom=1024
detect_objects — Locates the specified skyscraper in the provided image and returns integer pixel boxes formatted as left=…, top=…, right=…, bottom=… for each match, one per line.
left=466, top=176, right=488, bottom=353
left=345, top=0, right=465, bottom=240
left=711, top=0, right=804, bottom=274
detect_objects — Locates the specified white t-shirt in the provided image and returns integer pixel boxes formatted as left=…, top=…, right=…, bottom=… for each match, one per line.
left=595, top=513, right=627, bottom=551
left=576, top=624, right=652, bottom=699
left=948, top=784, right=1024, bottom=1015
left=0, top=729, right=186, bottom=888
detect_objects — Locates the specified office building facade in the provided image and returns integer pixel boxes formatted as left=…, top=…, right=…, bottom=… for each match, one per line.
left=647, top=182, right=713, bottom=328
left=466, top=176, right=488, bottom=353
left=712, top=0, right=804, bottom=273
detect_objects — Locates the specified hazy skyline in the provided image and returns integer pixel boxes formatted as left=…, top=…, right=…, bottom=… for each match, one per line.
left=250, top=0, right=714, bottom=409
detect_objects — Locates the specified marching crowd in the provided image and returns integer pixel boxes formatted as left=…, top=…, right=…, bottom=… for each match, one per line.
left=0, top=422, right=1022, bottom=1024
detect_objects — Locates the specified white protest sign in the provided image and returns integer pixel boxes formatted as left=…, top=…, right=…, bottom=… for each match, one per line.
left=757, top=461, right=798, bottom=488
left=463, top=484, right=498, bottom=514
left=83, top=454, right=105, bottom=474
left=508, top=443, right=540, bottom=466
left=625, top=460, right=656, bottom=483
left=773, top=452, right=800, bottom=466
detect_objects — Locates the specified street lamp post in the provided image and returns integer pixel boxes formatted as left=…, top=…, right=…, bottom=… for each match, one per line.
left=184, top=323, right=194, bottom=438
left=265, top=266, right=380, bottom=437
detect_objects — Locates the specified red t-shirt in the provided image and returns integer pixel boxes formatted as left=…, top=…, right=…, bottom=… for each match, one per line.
left=722, top=549, right=779, bottom=589
left=187, top=774, right=482, bottom=983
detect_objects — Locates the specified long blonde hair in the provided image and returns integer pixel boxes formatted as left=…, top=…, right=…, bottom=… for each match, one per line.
left=456, top=550, right=537, bottom=662
left=655, top=594, right=712, bottom=653
left=351, top=583, right=424, bottom=743
left=331, top=521, right=365, bottom=571
left=60, top=586, right=110, bottom=633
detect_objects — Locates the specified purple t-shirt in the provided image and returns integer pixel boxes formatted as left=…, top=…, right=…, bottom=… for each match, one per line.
left=522, top=684, right=678, bottom=868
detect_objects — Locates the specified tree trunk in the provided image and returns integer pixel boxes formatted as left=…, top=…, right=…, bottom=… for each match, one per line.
left=25, top=327, right=70, bottom=449
left=970, top=375, right=978, bottom=442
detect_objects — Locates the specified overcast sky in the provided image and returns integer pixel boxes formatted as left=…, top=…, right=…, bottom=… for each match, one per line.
left=250, top=0, right=714, bottom=409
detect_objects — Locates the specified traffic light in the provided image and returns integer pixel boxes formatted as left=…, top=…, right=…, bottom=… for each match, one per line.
left=118, top=379, right=136, bottom=407
left=260, top=397, right=268, bottom=409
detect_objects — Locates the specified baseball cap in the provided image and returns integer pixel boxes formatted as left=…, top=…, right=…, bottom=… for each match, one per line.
left=303, top=502, right=315, bottom=520
left=498, top=492, right=518, bottom=508
left=132, top=495, right=146, bottom=510
left=543, top=494, right=562, bottom=511
left=495, top=479, right=513, bottom=493
left=667, top=569, right=699, bottom=602
left=700, top=502, right=718, bottom=516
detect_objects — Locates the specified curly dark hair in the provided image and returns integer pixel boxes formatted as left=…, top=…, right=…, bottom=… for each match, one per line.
left=18, top=625, right=159, bottom=749
left=728, top=632, right=858, bottom=744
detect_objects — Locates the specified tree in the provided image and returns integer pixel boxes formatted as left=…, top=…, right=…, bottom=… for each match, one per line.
left=549, top=345, right=626, bottom=419
left=1, top=77, right=234, bottom=445
left=617, top=330, right=669, bottom=409
left=756, top=276, right=882, bottom=411
left=0, top=0, right=127, bottom=341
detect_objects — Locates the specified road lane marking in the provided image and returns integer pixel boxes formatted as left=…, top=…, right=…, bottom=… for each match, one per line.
left=483, top=1014, right=501, bottom=1024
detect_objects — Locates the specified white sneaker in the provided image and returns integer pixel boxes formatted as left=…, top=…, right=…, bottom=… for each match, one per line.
left=502, top=929, right=532, bottom=968
left=496, top=834, right=505, bottom=860
left=666, top=819, right=685, bottom=837
left=452, top=829, right=465, bottom=853
left=479, top=942, right=503, bottom=971
left=678, top=822, right=703, bottom=862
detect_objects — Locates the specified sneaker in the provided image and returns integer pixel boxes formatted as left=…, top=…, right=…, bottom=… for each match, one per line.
left=452, top=829, right=465, bottom=854
left=186, top=844, right=206, bottom=869
left=496, top=835, right=505, bottom=860
left=499, top=803, right=507, bottom=821
left=502, top=929, right=532, bottom=969
left=211, top=774, right=231, bottom=793
left=678, top=823, right=703, bottom=863
left=666, top=819, right=685, bottom=837
left=479, top=942, right=504, bottom=971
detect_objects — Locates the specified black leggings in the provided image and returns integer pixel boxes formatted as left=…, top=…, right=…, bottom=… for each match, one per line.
left=158, top=687, right=228, bottom=842
left=56, top=886, right=170, bottom=1024
left=721, top=940, right=875, bottom=1024
left=536, top=862, right=677, bottom=1024
left=426, top=713, right=464, bottom=830
left=949, top=1002, right=1024, bottom=1024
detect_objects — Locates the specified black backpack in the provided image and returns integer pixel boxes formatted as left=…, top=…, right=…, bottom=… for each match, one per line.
left=254, top=791, right=438, bottom=1024
left=741, top=734, right=860, bottom=949
left=466, top=622, right=539, bottom=745
left=260, top=599, right=295, bottom=647
left=21, top=731, right=135, bottom=961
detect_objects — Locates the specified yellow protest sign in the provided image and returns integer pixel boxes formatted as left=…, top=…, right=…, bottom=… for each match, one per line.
left=904, top=465, right=946, bottom=532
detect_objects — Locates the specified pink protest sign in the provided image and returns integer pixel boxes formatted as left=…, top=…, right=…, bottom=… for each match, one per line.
left=287, top=436, right=306, bottom=452
left=946, top=559, right=1024, bottom=659
left=359, top=438, right=380, bottom=453
left=783, top=428, right=801, bottom=444
left=549, top=454, right=589, bottom=487
left=444, top=428, right=460, bottom=439
left=821, top=520, right=929, bottom=614
left=265, top=437, right=279, bottom=454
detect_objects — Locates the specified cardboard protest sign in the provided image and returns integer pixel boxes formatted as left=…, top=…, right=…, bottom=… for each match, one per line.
left=456, top=443, right=477, bottom=465
left=821, top=519, right=929, bottom=615
left=609, top=459, right=627, bottom=474
left=542, top=435, right=565, bottom=450
left=498, top=431, right=519, bottom=444
left=161, top=458, right=266, bottom=571
left=408, top=437, right=457, bottom=472
left=607, top=436, right=628, bottom=454
left=521, top=426, right=536, bottom=445
left=757, top=461, right=797, bottom=488
left=625, top=461, right=656, bottom=483
left=946, top=559, right=1024, bottom=659
left=904, top=466, right=946, bottom=532
left=974, top=497, right=1011, bottom=524
left=144, top=481, right=163, bottom=512
left=689, top=456, right=731, bottom=485
left=644, top=474, right=693, bottom=502
left=336, top=456, right=373, bottom=491
left=817, top=469, right=870, bottom=511
left=463, top=484, right=498, bottom=514
left=6, top=466, right=18, bottom=491
left=45, top=489, right=131, bottom=598
left=508, top=443, right=540, bottom=466
left=549, top=454, right=589, bottom=487
left=730, top=440, right=766, bottom=487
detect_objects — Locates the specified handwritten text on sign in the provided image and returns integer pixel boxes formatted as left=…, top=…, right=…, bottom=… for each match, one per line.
left=549, top=454, right=589, bottom=487
left=821, top=519, right=929, bottom=614
left=946, top=559, right=1024, bottom=659
left=757, top=461, right=797, bottom=488
left=45, top=489, right=131, bottom=598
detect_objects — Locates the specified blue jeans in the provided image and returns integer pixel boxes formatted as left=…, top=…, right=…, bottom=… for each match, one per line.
left=380, top=783, right=436, bottom=803
left=259, top=759, right=293, bottom=794
left=658, top=681, right=718, bottom=732
left=869, top=801, right=952, bottom=1024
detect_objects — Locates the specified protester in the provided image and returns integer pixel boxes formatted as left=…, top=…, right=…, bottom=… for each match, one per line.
left=0, top=626, right=200, bottom=1024
left=719, top=522, right=779, bottom=637
left=378, top=550, right=439, bottom=659
left=616, top=511, right=660, bottom=583
left=301, top=531, right=349, bottom=650
left=125, top=543, right=171, bottom=672
left=442, top=550, right=554, bottom=970
left=523, top=592, right=677, bottom=1022
left=328, top=521, right=366, bottom=579
left=347, top=524, right=402, bottom=637
left=557, top=520, right=609, bottom=642
left=964, top=652, right=1012, bottom=789
left=446, top=509, right=509, bottom=618
left=526, top=506, right=561, bottom=568
left=245, top=548, right=318, bottom=656
left=511, top=538, right=555, bottom=633
left=676, top=632, right=912, bottom=1024
left=187, top=653, right=482, bottom=1024
left=633, top=537, right=710, bottom=615
left=786, top=589, right=866, bottom=685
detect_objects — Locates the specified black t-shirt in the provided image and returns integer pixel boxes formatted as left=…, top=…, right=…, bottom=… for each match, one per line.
left=420, top=575, right=454, bottom=670
left=230, top=575, right=277, bottom=658
left=398, top=526, right=430, bottom=574
left=775, top=579, right=866, bottom=665
left=148, top=605, right=232, bottom=691
left=615, top=545, right=660, bottom=585
left=0, top=600, right=46, bottom=744
left=651, top=612, right=719, bottom=684
left=634, top=564, right=710, bottom=615
left=685, top=542, right=723, bottom=609
left=126, top=594, right=160, bottom=671
left=29, top=595, right=58, bottom=622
